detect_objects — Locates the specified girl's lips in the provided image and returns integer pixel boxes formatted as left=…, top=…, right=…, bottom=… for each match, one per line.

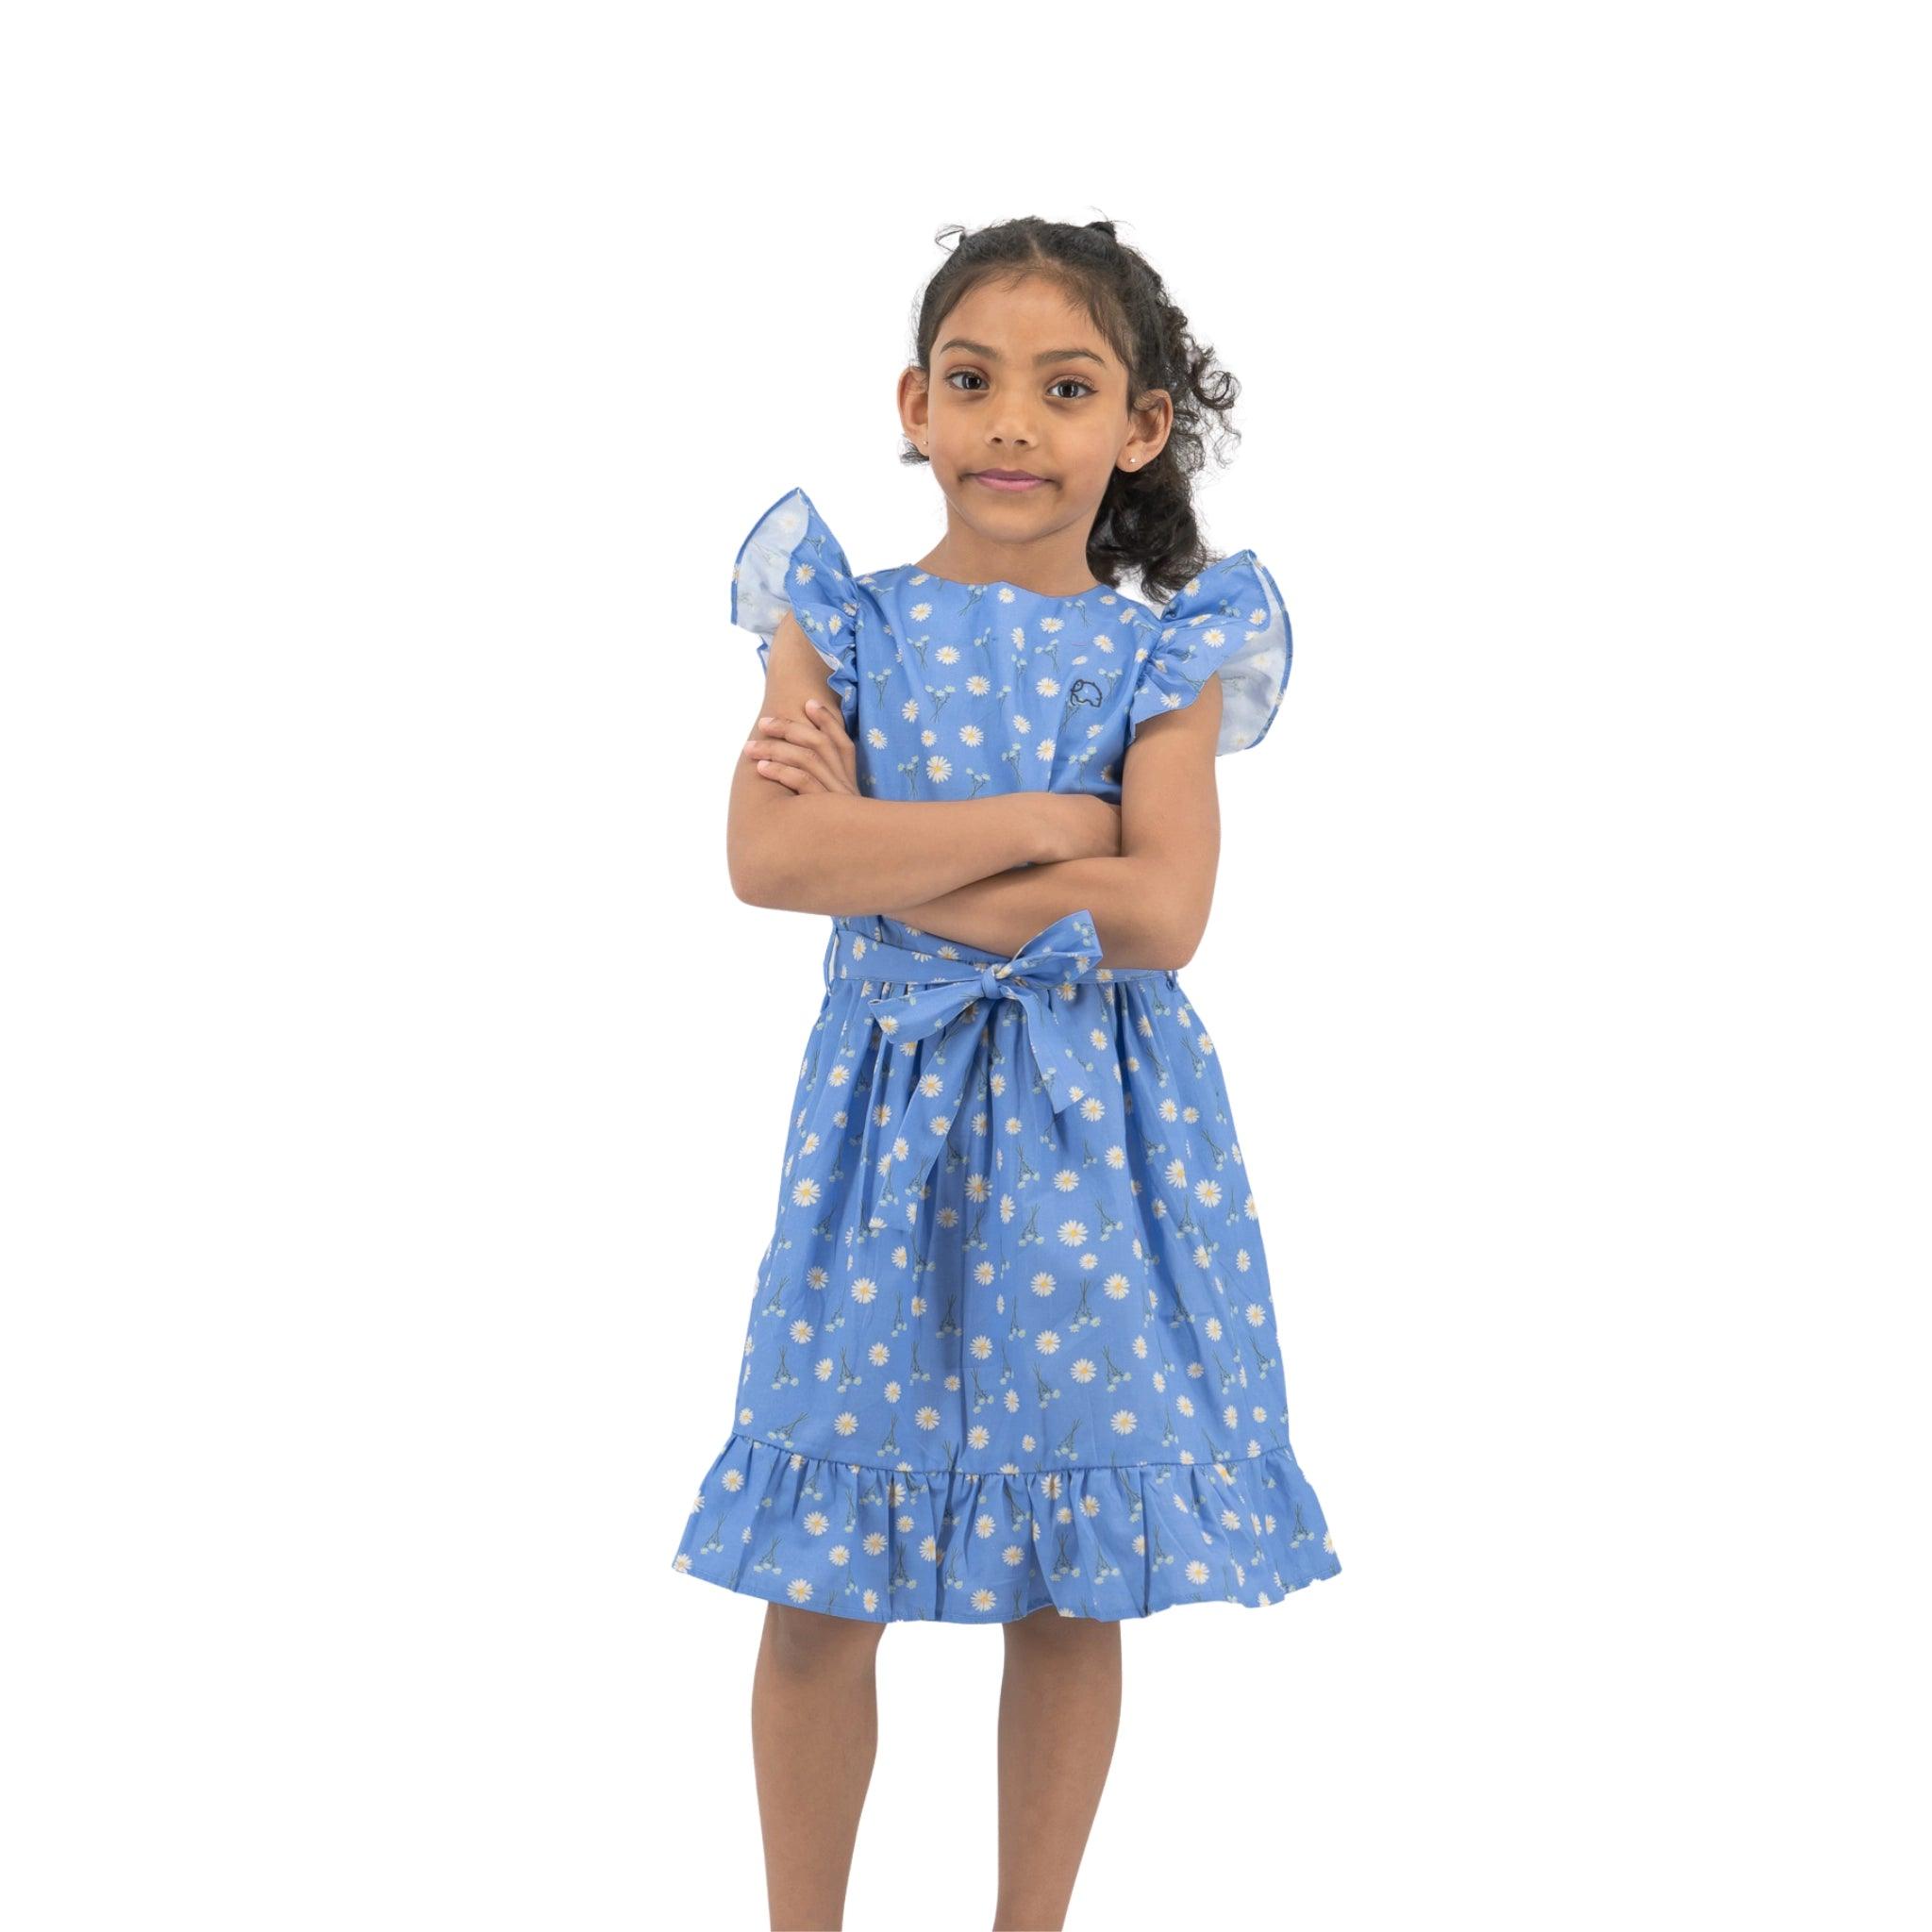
left=974, top=473, right=1049, bottom=492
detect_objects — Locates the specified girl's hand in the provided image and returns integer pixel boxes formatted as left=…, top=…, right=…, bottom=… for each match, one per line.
left=1048, top=792, right=1124, bottom=861
left=744, top=696, right=860, bottom=796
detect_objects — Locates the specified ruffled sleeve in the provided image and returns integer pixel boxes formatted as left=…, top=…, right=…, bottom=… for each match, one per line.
left=1124, top=551, right=1292, bottom=757
left=729, top=485, right=862, bottom=729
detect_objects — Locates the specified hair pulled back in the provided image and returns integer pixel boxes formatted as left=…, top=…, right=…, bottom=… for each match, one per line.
left=901, top=215, right=1241, bottom=607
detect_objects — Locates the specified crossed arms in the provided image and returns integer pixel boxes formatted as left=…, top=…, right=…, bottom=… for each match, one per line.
left=725, top=611, right=1222, bottom=973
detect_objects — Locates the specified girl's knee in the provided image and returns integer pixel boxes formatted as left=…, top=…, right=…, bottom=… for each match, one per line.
left=762, top=1601, right=887, bottom=1668
left=1003, top=1605, right=1122, bottom=1651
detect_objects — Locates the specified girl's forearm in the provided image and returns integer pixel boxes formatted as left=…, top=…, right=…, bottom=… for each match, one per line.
left=882, top=856, right=1193, bottom=971
left=731, top=791, right=1060, bottom=915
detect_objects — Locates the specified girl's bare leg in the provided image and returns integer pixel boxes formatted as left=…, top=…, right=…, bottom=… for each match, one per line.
left=992, top=1607, right=1123, bottom=1930
left=751, top=1602, right=887, bottom=1931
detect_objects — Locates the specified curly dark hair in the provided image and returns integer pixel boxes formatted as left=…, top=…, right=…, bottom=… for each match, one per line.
left=899, top=214, right=1242, bottom=608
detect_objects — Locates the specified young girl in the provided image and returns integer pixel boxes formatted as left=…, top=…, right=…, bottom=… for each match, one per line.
left=671, top=215, right=1341, bottom=1930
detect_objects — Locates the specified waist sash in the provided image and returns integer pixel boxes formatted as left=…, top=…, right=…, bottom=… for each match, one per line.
left=823, top=909, right=1172, bottom=1234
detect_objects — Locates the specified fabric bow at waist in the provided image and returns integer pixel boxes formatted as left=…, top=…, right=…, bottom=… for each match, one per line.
left=825, top=909, right=1169, bottom=1235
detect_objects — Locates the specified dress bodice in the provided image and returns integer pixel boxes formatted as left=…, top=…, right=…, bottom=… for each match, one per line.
left=729, top=486, right=1293, bottom=960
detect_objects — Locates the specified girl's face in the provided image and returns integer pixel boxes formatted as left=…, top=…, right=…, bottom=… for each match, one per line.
left=899, top=275, right=1171, bottom=576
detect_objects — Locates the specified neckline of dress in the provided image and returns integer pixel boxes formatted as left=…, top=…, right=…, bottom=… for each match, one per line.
left=887, top=560, right=1115, bottom=602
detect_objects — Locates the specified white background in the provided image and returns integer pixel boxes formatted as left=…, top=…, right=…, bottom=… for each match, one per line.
left=5, top=4, right=1926, bottom=1927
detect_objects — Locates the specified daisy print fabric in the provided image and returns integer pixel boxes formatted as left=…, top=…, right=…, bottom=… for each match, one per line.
left=670, top=486, right=1341, bottom=1623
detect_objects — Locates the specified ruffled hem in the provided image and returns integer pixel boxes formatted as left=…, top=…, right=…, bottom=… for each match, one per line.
left=729, top=484, right=862, bottom=728
left=670, top=1428, right=1342, bottom=1624
left=1126, top=550, right=1293, bottom=757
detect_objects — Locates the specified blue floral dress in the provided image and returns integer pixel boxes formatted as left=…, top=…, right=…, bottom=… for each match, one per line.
left=669, top=485, right=1342, bottom=1623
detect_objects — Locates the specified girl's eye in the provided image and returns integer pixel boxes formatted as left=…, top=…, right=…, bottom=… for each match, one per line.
left=943, top=371, right=1094, bottom=401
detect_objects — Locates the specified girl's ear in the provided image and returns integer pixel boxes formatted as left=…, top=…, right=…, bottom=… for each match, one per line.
left=897, top=362, right=932, bottom=451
